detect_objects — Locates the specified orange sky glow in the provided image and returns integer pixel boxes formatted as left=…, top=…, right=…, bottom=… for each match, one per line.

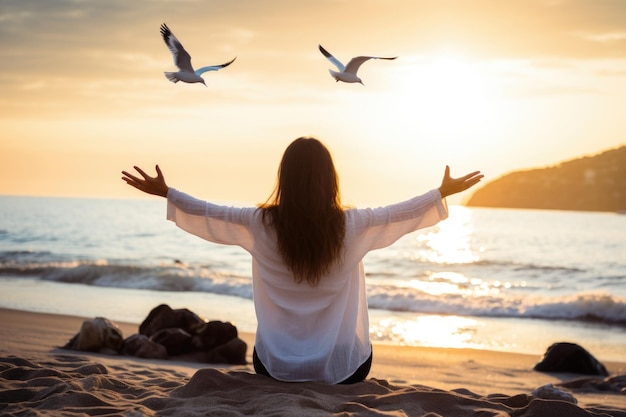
left=1, top=0, right=625, bottom=206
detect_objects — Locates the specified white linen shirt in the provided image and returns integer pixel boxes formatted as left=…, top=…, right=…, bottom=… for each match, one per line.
left=166, top=188, right=448, bottom=383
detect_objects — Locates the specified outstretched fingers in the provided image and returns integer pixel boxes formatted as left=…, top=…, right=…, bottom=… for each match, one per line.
left=460, top=172, right=484, bottom=191
left=460, top=171, right=484, bottom=189
left=439, top=166, right=484, bottom=198
left=121, top=171, right=141, bottom=184
left=121, top=167, right=146, bottom=188
left=460, top=171, right=483, bottom=181
left=121, top=165, right=169, bottom=197
left=133, top=165, right=149, bottom=178
left=121, top=175, right=145, bottom=193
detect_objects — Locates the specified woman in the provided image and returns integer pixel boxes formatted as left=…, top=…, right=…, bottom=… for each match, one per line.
left=122, top=137, right=483, bottom=384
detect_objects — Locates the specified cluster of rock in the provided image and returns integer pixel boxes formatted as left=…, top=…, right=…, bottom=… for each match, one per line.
left=63, top=304, right=247, bottom=365
left=531, top=342, right=625, bottom=402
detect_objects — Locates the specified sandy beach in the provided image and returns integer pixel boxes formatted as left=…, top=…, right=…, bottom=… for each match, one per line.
left=0, top=307, right=624, bottom=416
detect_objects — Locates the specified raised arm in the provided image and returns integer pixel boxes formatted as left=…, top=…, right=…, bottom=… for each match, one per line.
left=438, top=165, right=483, bottom=198
left=121, top=165, right=169, bottom=198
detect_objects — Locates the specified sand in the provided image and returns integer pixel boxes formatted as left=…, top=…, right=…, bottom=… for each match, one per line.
left=0, top=307, right=624, bottom=416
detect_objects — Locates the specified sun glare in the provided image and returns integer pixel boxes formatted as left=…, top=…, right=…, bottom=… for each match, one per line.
left=370, top=315, right=479, bottom=349
left=416, top=206, right=479, bottom=264
left=392, top=52, right=494, bottom=136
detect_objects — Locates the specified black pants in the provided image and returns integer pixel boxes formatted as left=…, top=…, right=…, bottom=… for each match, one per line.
left=252, top=348, right=373, bottom=384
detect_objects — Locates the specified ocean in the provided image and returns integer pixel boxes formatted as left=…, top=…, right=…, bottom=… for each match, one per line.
left=1, top=195, right=624, bottom=362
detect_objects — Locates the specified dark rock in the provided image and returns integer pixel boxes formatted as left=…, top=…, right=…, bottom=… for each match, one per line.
left=139, top=304, right=205, bottom=337
left=174, top=337, right=248, bottom=365
left=192, top=320, right=238, bottom=351
left=204, top=337, right=247, bottom=365
left=150, top=328, right=194, bottom=355
left=557, top=374, right=626, bottom=393
left=534, top=342, right=608, bottom=376
left=122, top=334, right=168, bottom=359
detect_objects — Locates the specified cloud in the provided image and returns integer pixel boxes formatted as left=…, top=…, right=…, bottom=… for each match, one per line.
left=2, top=0, right=626, bottom=120
left=577, top=31, right=626, bottom=43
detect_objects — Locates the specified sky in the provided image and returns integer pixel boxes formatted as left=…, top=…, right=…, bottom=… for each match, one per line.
left=1, top=0, right=625, bottom=206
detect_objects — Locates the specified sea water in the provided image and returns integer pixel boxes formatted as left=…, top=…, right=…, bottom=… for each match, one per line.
left=0, top=195, right=624, bottom=361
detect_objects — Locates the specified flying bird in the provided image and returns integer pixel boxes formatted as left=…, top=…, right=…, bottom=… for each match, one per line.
left=160, top=23, right=236, bottom=86
left=318, top=44, right=397, bottom=85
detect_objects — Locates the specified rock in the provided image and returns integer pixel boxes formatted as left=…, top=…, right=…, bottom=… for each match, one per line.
left=557, top=374, right=626, bottom=393
left=139, top=304, right=205, bottom=337
left=63, top=304, right=248, bottom=366
left=150, top=328, right=194, bottom=355
left=174, top=337, right=248, bottom=365
left=122, top=334, right=168, bottom=359
left=63, top=317, right=123, bottom=354
left=531, top=383, right=577, bottom=404
left=203, top=337, right=247, bottom=365
left=192, top=320, right=238, bottom=350
left=533, top=342, right=608, bottom=376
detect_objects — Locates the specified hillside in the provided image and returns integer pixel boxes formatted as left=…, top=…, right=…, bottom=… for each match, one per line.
left=466, top=146, right=626, bottom=212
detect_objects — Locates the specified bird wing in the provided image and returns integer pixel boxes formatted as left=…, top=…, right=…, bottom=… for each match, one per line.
left=318, top=45, right=345, bottom=72
left=160, top=23, right=194, bottom=72
left=344, top=55, right=397, bottom=75
left=195, top=57, right=237, bottom=76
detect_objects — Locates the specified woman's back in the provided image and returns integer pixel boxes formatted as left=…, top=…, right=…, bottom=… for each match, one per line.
left=165, top=185, right=447, bottom=383
left=122, top=135, right=482, bottom=384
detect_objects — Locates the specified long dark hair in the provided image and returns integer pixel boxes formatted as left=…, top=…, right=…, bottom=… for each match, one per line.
left=261, top=137, right=345, bottom=286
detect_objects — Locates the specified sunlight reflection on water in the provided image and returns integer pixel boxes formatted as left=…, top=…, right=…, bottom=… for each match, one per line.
left=370, top=314, right=479, bottom=349
left=415, top=206, right=480, bottom=264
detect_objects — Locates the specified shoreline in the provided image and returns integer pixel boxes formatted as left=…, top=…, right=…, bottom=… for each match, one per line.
left=1, top=307, right=625, bottom=414
left=2, top=277, right=625, bottom=363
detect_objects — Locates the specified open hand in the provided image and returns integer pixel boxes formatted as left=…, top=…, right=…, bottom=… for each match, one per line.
left=121, top=165, right=169, bottom=197
left=438, top=166, right=483, bottom=198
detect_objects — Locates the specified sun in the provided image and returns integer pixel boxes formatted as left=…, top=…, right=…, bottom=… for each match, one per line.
left=391, top=52, right=495, bottom=137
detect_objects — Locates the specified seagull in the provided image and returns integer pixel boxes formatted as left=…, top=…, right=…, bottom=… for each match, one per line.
left=160, top=23, right=236, bottom=86
left=318, top=44, right=397, bottom=85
